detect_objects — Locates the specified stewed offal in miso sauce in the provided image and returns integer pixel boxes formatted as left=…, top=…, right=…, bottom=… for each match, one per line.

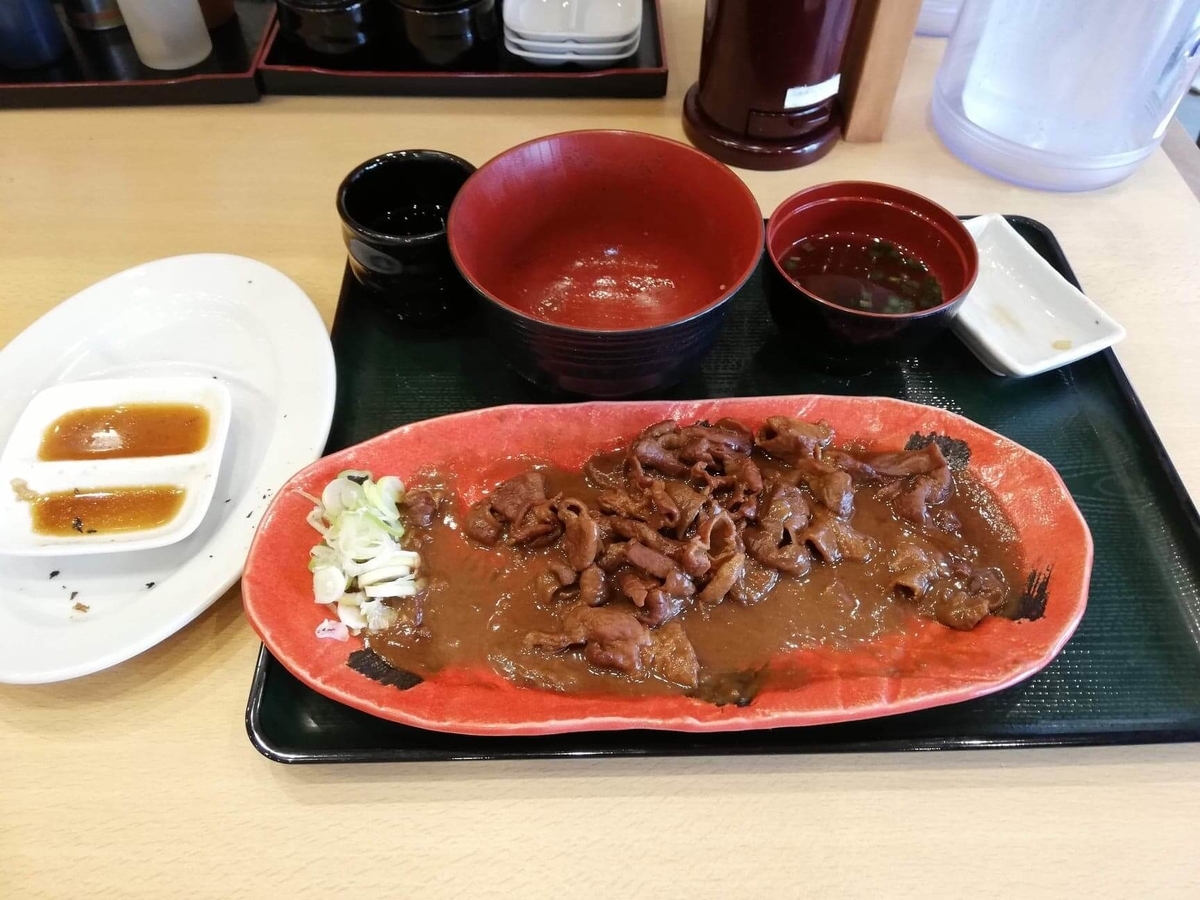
left=38, top=403, right=210, bottom=461
left=363, top=416, right=1026, bottom=699
left=781, top=234, right=943, bottom=314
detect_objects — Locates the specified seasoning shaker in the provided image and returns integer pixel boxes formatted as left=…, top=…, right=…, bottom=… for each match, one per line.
left=0, top=0, right=67, bottom=69
left=274, top=0, right=383, bottom=62
left=61, top=0, right=125, bottom=31
left=77, top=27, right=144, bottom=79
left=113, top=0, right=213, bottom=69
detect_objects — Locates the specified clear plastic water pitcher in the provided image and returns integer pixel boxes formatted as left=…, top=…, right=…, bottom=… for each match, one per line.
left=931, top=0, right=1200, bottom=191
left=917, top=0, right=963, bottom=37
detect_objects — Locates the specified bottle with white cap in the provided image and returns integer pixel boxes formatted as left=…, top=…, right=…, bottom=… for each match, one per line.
left=114, top=0, right=213, bottom=70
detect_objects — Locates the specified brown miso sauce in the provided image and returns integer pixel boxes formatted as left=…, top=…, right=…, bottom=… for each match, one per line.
left=38, top=403, right=210, bottom=461
left=13, top=480, right=186, bottom=536
left=366, top=458, right=1024, bottom=699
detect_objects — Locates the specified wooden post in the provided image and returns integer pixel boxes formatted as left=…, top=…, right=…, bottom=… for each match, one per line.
left=840, top=0, right=925, bottom=142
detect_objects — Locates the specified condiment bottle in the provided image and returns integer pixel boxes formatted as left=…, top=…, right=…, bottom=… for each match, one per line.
left=61, top=0, right=125, bottom=31
left=0, top=0, right=67, bottom=69
left=113, top=0, right=212, bottom=70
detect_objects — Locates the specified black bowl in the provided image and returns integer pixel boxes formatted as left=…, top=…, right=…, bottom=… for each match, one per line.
left=764, top=181, right=979, bottom=372
left=384, top=0, right=497, bottom=67
left=391, top=0, right=474, bottom=8
left=337, top=149, right=477, bottom=326
left=477, top=310, right=734, bottom=398
left=275, top=0, right=382, bottom=58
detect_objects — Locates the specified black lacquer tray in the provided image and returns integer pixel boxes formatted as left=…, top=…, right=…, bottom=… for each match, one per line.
left=256, top=0, right=667, bottom=98
left=0, top=0, right=272, bottom=108
left=247, top=217, right=1200, bottom=763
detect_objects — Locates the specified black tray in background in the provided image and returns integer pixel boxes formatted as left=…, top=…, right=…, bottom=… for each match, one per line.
left=257, top=0, right=667, bottom=98
left=246, top=217, right=1200, bottom=763
left=0, top=0, right=272, bottom=108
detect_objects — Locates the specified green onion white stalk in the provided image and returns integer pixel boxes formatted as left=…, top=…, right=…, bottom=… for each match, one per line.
left=305, top=470, right=422, bottom=638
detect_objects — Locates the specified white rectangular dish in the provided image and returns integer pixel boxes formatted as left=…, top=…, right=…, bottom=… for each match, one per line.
left=505, top=0, right=642, bottom=42
left=955, top=214, right=1126, bottom=377
left=505, top=39, right=640, bottom=65
left=0, top=375, right=231, bottom=556
left=504, top=28, right=640, bottom=55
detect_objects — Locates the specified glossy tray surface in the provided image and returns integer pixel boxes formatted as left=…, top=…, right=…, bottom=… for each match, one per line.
left=247, top=217, right=1200, bottom=762
left=0, top=0, right=271, bottom=108
left=256, top=0, right=667, bottom=98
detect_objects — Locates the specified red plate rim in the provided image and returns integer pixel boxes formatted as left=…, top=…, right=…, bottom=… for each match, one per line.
left=242, top=395, right=1093, bottom=736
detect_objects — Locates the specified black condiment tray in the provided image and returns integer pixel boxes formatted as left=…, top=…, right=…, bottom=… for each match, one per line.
left=246, top=217, right=1200, bottom=763
left=256, top=0, right=668, bottom=98
left=0, top=0, right=272, bottom=109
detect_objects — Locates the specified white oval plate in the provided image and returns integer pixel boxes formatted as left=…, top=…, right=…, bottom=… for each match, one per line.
left=0, top=255, right=335, bottom=683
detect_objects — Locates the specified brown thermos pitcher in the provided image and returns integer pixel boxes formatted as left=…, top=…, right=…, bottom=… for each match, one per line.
left=198, top=0, right=237, bottom=28
left=683, top=0, right=858, bottom=170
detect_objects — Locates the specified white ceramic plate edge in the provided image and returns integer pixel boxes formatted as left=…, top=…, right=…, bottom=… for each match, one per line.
left=503, top=28, right=639, bottom=53
left=0, top=254, right=335, bottom=684
left=505, top=41, right=639, bottom=63
left=504, top=0, right=642, bottom=44
left=506, top=25, right=641, bottom=43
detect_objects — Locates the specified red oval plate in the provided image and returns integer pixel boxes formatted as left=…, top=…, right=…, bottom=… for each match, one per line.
left=242, top=395, right=1092, bottom=736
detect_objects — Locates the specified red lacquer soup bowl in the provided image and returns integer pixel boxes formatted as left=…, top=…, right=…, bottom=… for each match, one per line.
left=447, top=129, right=764, bottom=398
left=765, top=181, right=978, bottom=371
left=241, top=395, right=1092, bottom=737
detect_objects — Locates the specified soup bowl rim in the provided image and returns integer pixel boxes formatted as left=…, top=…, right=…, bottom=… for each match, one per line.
left=766, top=180, right=978, bottom=322
left=446, top=128, right=766, bottom=336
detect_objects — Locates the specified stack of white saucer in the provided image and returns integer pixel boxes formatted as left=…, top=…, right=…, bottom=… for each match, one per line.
left=504, top=0, right=642, bottom=68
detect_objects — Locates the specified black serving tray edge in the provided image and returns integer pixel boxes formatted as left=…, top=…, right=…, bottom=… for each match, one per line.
left=246, top=646, right=1200, bottom=765
left=255, top=0, right=668, bottom=99
left=0, top=0, right=272, bottom=109
left=245, top=215, right=1200, bottom=763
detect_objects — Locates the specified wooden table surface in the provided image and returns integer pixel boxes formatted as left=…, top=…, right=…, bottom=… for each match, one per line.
left=3, top=4, right=1200, bottom=897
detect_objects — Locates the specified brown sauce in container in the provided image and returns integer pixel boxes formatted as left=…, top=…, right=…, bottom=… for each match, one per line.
left=14, top=481, right=186, bottom=536
left=38, top=403, right=209, bottom=461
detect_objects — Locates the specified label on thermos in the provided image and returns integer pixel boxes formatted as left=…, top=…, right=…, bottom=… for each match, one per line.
left=784, top=74, right=842, bottom=110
